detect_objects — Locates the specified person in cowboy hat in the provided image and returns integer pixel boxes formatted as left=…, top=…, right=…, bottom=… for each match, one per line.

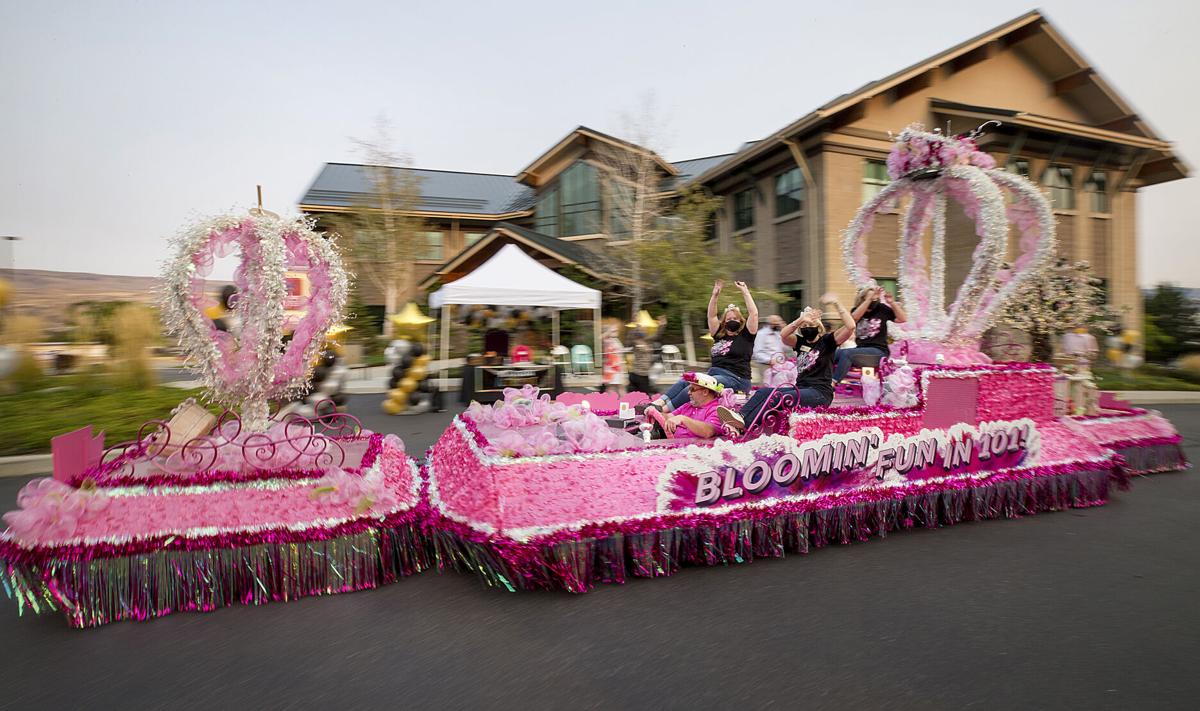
left=643, top=371, right=728, bottom=440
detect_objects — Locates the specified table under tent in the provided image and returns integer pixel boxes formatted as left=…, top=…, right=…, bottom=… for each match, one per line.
left=428, top=243, right=603, bottom=398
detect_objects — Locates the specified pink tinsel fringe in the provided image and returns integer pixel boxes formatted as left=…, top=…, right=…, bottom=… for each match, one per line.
left=430, top=461, right=1124, bottom=593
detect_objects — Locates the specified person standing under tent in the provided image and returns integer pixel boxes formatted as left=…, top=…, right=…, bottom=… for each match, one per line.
left=601, top=325, right=627, bottom=396
left=628, top=330, right=654, bottom=395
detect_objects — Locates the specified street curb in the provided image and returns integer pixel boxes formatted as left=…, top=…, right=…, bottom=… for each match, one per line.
left=1111, top=391, right=1200, bottom=404
left=0, top=454, right=52, bottom=479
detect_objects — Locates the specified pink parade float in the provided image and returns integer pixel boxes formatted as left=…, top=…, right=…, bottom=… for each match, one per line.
left=1, top=212, right=427, bottom=628
left=0, top=126, right=1189, bottom=626
left=425, top=125, right=1187, bottom=592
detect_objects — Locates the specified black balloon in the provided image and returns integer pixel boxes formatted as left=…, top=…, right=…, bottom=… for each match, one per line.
left=409, top=392, right=423, bottom=405
left=388, top=376, right=399, bottom=389
left=392, top=364, right=407, bottom=379
left=311, top=366, right=329, bottom=384
left=320, top=350, right=337, bottom=368
left=410, top=343, right=425, bottom=357
left=417, top=379, right=433, bottom=393
left=400, top=355, right=414, bottom=370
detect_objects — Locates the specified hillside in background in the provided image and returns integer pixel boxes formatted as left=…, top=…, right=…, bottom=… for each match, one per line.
left=5, top=269, right=228, bottom=327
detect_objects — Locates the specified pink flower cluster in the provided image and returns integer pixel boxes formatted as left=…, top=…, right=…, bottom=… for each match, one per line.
left=466, top=385, right=571, bottom=429
left=3, top=478, right=110, bottom=543
left=886, top=124, right=997, bottom=180
left=882, top=366, right=919, bottom=408
left=310, top=466, right=399, bottom=514
left=464, top=386, right=629, bottom=457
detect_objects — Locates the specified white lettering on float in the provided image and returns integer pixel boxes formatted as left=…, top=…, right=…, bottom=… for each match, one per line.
left=671, top=419, right=1040, bottom=509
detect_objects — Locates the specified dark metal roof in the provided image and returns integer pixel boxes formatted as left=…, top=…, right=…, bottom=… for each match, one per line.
left=494, top=222, right=611, bottom=273
left=300, top=163, right=534, bottom=215
left=670, top=153, right=737, bottom=184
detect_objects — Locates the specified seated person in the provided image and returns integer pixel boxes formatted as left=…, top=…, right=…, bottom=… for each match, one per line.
left=643, top=279, right=758, bottom=413
left=643, top=372, right=727, bottom=440
left=833, top=285, right=906, bottom=383
left=719, top=293, right=856, bottom=435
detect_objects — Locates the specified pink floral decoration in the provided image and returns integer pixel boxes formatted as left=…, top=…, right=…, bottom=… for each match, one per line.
left=311, top=466, right=399, bottom=514
left=3, top=479, right=110, bottom=544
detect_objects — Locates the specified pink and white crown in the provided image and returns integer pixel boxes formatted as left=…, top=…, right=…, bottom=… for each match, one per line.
left=842, top=123, right=1056, bottom=347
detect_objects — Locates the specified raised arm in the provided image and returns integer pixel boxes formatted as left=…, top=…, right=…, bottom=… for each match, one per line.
left=821, top=292, right=856, bottom=344
left=707, top=279, right=723, bottom=335
left=851, top=288, right=877, bottom=321
left=883, top=289, right=908, bottom=324
left=779, top=315, right=802, bottom=348
left=733, top=281, right=759, bottom=334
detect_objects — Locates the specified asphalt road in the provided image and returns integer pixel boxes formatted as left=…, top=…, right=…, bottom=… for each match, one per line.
left=1, top=400, right=1197, bottom=710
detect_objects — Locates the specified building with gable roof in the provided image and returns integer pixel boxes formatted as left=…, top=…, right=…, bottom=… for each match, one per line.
left=300, top=10, right=1186, bottom=330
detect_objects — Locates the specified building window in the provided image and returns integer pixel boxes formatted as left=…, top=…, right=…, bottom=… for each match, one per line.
left=1042, top=165, right=1075, bottom=210
left=607, top=181, right=631, bottom=238
left=1085, top=171, right=1109, bottom=213
left=535, top=188, right=558, bottom=237
left=416, top=231, right=444, bottom=261
left=1006, top=158, right=1031, bottom=178
left=778, top=281, right=805, bottom=322
left=463, top=232, right=486, bottom=248
left=862, top=159, right=890, bottom=203
left=560, top=162, right=601, bottom=236
left=775, top=167, right=804, bottom=217
left=733, top=189, right=754, bottom=231
left=704, top=217, right=718, bottom=242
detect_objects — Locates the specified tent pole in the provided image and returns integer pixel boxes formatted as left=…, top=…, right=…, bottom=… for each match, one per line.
left=440, top=305, right=451, bottom=390
left=552, top=310, right=560, bottom=348
left=593, top=307, right=602, bottom=369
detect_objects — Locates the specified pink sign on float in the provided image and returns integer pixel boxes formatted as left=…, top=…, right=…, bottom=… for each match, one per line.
left=51, top=426, right=105, bottom=483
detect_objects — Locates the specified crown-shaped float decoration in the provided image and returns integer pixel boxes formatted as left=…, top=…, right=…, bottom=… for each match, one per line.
left=161, top=210, right=349, bottom=431
left=842, top=123, right=1056, bottom=361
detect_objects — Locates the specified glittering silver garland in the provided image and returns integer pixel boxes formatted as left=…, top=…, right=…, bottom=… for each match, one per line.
left=159, top=213, right=349, bottom=430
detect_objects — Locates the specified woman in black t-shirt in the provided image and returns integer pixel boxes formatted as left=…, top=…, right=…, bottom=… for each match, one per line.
left=833, top=285, right=908, bottom=383
left=648, top=279, right=759, bottom=412
left=720, top=294, right=856, bottom=433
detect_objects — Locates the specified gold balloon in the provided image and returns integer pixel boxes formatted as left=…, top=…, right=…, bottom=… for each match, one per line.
left=413, top=354, right=432, bottom=367
left=399, top=377, right=417, bottom=392
left=407, top=367, right=427, bottom=381
left=1107, top=348, right=1124, bottom=363
left=382, top=398, right=405, bottom=414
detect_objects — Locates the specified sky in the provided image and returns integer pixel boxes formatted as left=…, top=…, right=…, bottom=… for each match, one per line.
left=2, top=0, right=1197, bottom=286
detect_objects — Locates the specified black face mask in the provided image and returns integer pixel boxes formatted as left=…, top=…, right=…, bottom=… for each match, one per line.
left=725, top=321, right=741, bottom=332
left=800, top=327, right=818, bottom=341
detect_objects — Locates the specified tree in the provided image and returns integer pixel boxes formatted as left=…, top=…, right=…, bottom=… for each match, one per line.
left=591, top=96, right=674, bottom=319
left=636, top=186, right=778, bottom=362
left=997, top=258, right=1118, bottom=363
left=110, top=304, right=159, bottom=389
left=1143, top=283, right=1200, bottom=362
left=324, top=117, right=429, bottom=336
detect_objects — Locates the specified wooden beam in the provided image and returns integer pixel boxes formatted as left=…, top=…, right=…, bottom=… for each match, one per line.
left=1052, top=67, right=1094, bottom=95
left=1047, top=137, right=1071, bottom=167
left=1116, top=149, right=1149, bottom=191
left=1001, top=19, right=1043, bottom=46
left=1097, top=114, right=1139, bottom=132
left=1004, top=130, right=1027, bottom=166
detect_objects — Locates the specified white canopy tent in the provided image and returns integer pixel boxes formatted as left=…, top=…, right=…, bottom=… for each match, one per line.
left=428, top=243, right=603, bottom=374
